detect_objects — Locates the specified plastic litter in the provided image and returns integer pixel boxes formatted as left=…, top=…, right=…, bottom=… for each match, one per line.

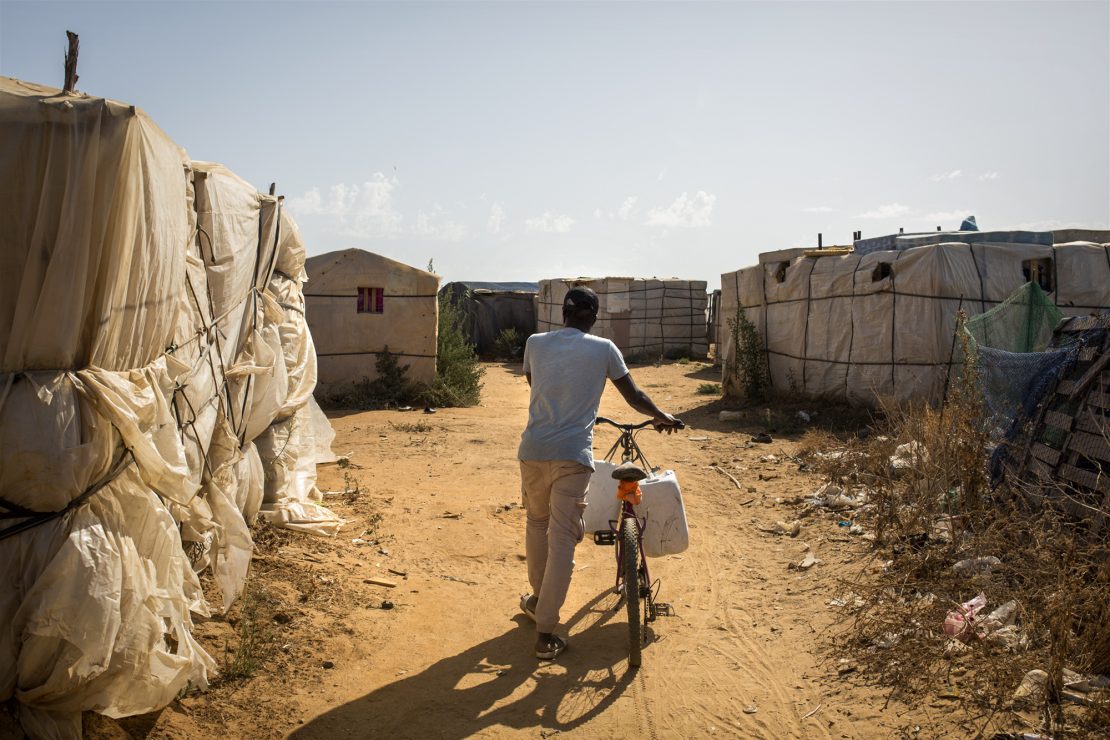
left=953, top=556, right=1001, bottom=577
left=772, top=520, right=802, bottom=537
left=890, top=441, right=927, bottom=476
left=944, top=593, right=987, bottom=642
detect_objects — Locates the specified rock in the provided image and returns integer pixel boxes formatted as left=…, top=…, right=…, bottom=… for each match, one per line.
left=322, top=660, right=335, bottom=669
left=796, top=411, right=811, bottom=423
left=380, top=600, right=395, bottom=610
left=742, top=705, right=758, bottom=714
left=272, top=612, right=293, bottom=625
left=751, top=432, right=773, bottom=444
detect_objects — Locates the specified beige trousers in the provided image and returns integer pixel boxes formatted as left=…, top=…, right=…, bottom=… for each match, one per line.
left=519, top=460, right=593, bottom=633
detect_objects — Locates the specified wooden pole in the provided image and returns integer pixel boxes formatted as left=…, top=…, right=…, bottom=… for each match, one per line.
left=63, top=31, right=79, bottom=93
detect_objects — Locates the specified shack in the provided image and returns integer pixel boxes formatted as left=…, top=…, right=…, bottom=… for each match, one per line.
left=439, top=281, right=538, bottom=356
left=719, top=233, right=1110, bottom=406
left=305, top=249, right=440, bottom=388
left=537, top=277, right=709, bottom=360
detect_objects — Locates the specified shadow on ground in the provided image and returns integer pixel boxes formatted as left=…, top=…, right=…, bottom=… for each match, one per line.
left=292, top=590, right=636, bottom=739
left=678, top=395, right=877, bottom=441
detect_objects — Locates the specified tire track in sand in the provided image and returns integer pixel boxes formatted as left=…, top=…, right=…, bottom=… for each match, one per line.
left=640, top=465, right=828, bottom=739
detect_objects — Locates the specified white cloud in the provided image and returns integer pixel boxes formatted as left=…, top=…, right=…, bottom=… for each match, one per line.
left=617, top=196, right=639, bottom=221
left=856, top=203, right=913, bottom=219
left=487, top=203, right=505, bottom=234
left=525, top=211, right=575, bottom=233
left=929, top=169, right=963, bottom=182
left=656, top=167, right=667, bottom=182
left=592, top=208, right=603, bottom=219
left=978, top=171, right=999, bottom=181
left=644, top=191, right=716, bottom=228
left=802, top=206, right=837, bottom=213
left=412, top=210, right=467, bottom=241
left=286, top=173, right=403, bottom=238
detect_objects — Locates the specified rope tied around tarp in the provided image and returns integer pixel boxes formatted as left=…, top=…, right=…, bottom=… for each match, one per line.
left=0, top=447, right=136, bottom=542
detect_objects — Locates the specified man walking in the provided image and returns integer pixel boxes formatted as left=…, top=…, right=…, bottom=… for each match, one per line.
left=517, top=286, right=679, bottom=659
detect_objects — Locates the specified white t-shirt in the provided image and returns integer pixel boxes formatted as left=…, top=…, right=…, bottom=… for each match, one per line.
left=518, top=328, right=630, bottom=468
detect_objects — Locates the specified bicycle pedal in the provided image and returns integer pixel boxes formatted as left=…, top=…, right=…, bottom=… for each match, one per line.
left=653, top=602, right=676, bottom=617
left=592, top=531, right=616, bottom=546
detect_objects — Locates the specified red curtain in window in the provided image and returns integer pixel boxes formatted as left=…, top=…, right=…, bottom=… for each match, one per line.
left=357, top=287, right=384, bottom=313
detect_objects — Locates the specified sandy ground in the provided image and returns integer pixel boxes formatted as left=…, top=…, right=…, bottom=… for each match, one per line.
left=94, top=361, right=976, bottom=740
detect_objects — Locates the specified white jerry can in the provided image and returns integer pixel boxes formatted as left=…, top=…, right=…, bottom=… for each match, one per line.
left=583, top=460, right=689, bottom=557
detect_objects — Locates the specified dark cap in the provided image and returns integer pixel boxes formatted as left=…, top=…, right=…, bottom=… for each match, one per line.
left=563, top=286, right=599, bottom=316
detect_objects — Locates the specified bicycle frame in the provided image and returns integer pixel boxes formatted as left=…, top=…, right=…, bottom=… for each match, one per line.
left=595, top=418, right=661, bottom=623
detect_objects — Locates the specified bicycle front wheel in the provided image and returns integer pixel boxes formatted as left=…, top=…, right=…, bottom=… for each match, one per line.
left=621, top=516, right=642, bottom=667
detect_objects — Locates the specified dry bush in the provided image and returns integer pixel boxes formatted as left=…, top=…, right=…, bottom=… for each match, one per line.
left=805, top=336, right=1110, bottom=736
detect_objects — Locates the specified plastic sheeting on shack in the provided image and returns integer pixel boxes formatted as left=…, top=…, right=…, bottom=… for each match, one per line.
left=537, top=278, right=709, bottom=359
left=0, top=77, right=337, bottom=737
left=439, top=281, right=537, bottom=356
left=305, top=248, right=440, bottom=388
left=718, top=238, right=1110, bottom=406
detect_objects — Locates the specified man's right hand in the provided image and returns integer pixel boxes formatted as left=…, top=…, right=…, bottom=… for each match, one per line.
left=653, top=413, right=683, bottom=433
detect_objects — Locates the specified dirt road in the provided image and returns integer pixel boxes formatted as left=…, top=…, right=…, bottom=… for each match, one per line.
left=124, top=361, right=962, bottom=739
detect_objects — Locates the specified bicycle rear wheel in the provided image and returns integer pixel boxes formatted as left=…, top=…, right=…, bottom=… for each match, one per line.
left=621, top=516, right=642, bottom=667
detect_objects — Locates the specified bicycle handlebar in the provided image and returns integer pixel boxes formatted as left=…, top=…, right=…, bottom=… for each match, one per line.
left=595, top=416, right=686, bottom=431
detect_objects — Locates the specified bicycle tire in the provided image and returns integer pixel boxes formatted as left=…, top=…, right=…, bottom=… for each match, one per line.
left=621, top=516, right=642, bottom=667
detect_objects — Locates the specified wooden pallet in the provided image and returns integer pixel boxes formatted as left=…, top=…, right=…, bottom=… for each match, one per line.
left=1010, top=314, right=1110, bottom=530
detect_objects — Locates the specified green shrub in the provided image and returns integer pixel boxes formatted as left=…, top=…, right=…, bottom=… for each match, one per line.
left=320, top=347, right=419, bottom=409
left=696, top=382, right=721, bottom=395
left=493, top=327, right=524, bottom=360
left=727, top=304, right=770, bottom=401
left=421, top=299, right=484, bottom=407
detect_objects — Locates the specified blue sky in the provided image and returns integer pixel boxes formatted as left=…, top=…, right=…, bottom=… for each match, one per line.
left=2, top=1, right=1107, bottom=287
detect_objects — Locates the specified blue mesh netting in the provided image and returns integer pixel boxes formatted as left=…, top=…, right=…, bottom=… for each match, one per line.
left=978, top=344, right=1078, bottom=441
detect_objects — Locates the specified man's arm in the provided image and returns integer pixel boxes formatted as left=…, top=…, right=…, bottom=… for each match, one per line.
left=612, top=373, right=679, bottom=430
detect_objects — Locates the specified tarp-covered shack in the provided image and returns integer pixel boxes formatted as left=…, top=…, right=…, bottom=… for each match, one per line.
left=719, top=233, right=1110, bottom=406
left=439, top=281, right=538, bottom=356
left=537, top=277, right=709, bottom=359
left=305, top=248, right=440, bottom=388
left=0, top=77, right=337, bottom=736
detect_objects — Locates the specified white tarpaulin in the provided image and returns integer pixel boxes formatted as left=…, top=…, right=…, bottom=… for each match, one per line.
left=719, top=240, right=1110, bottom=406
left=0, top=77, right=338, bottom=737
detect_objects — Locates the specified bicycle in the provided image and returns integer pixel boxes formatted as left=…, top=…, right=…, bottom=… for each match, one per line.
left=592, top=415, right=684, bottom=667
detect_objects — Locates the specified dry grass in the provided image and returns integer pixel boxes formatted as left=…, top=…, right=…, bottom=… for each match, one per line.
left=802, top=339, right=1110, bottom=737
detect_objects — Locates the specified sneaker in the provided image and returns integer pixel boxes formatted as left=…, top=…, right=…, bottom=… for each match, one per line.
left=535, top=633, right=567, bottom=660
left=519, top=594, right=538, bottom=622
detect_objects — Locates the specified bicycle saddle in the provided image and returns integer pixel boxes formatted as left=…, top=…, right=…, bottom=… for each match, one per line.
left=611, top=462, right=648, bottom=482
